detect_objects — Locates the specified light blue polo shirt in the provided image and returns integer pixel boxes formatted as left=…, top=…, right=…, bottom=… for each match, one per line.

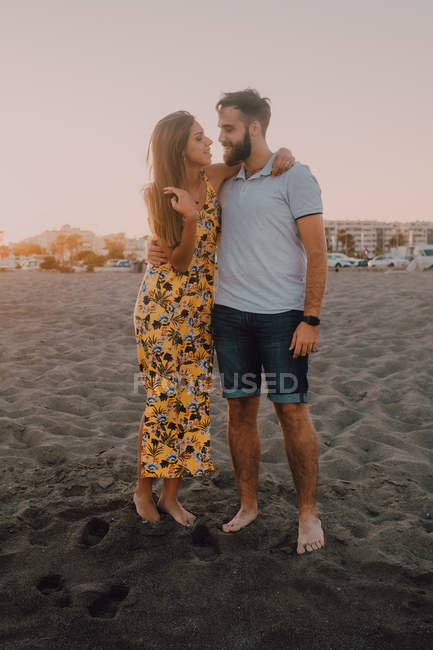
left=215, top=156, right=322, bottom=314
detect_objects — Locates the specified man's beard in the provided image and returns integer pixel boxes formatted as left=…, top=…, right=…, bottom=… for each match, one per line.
left=223, top=130, right=251, bottom=166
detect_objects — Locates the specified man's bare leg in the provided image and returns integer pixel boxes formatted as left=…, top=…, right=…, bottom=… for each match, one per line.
left=274, top=402, right=324, bottom=554
left=223, top=395, right=261, bottom=532
left=158, top=478, right=196, bottom=527
left=133, top=414, right=160, bottom=522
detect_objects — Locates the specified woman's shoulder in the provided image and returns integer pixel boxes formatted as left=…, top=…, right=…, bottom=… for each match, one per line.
left=201, top=169, right=218, bottom=198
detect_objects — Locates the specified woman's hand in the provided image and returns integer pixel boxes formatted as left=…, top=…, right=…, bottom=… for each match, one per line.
left=147, top=238, right=168, bottom=265
left=163, top=187, right=198, bottom=220
left=271, top=149, right=295, bottom=176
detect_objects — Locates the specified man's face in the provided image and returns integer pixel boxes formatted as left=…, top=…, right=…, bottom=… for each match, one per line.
left=218, top=106, right=251, bottom=166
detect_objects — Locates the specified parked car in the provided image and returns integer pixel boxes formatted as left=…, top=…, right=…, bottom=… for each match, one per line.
left=368, top=255, right=410, bottom=268
left=327, top=253, right=358, bottom=269
left=407, top=245, right=433, bottom=271
left=106, top=259, right=120, bottom=267
left=21, top=258, right=41, bottom=270
left=117, top=260, right=131, bottom=268
left=0, top=257, right=17, bottom=269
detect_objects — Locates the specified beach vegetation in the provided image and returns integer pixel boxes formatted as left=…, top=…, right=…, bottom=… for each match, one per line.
left=75, top=250, right=107, bottom=268
left=12, top=242, right=43, bottom=257
left=39, top=255, right=75, bottom=272
left=65, top=233, right=84, bottom=263
left=104, top=233, right=126, bottom=259
left=40, top=255, right=59, bottom=270
left=337, top=229, right=356, bottom=257
left=387, top=232, right=407, bottom=249
left=50, top=234, right=68, bottom=263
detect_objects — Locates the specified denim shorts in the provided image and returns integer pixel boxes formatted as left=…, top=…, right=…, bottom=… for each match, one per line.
left=212, top=304, right=308, bottom=403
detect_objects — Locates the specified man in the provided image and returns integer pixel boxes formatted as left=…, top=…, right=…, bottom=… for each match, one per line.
left=149, top=89, right=327, bottom=554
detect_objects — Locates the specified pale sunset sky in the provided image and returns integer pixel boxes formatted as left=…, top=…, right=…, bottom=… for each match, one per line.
left=1, top=0, right=432, bottom=243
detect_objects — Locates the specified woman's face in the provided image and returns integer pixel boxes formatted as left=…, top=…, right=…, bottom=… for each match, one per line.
left=183, top=121, right=213, bottom=167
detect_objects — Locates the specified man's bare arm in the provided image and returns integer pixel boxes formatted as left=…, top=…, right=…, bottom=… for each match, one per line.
left=297, top=213, right=327, bottom=317
left=289, top=214, right=327, bottom=358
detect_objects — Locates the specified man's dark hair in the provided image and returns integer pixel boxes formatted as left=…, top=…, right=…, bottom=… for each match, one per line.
left=216, top=88, right=271, bottom=135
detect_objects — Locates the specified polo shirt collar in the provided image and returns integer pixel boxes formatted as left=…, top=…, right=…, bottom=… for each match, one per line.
left=235, top=153, right=276, bottom=181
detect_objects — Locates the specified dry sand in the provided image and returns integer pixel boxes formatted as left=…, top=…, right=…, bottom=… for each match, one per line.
left=1, top=269, right=432, bottom=649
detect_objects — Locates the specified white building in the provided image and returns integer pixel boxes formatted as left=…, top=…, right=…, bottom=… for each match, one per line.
left=324, top=220, right=433, bottom=255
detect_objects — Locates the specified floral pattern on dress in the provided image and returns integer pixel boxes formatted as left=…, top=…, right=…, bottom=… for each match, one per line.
left=134, top=174, right=221, bottom=478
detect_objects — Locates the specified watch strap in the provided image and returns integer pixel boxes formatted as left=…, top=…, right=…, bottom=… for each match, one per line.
left=302, top=315, right=321, bottom=326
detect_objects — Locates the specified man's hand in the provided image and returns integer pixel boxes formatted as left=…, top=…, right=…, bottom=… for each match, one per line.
left=147, top=238, right=168, bottom=266
left=272, top=148, right=295, bottom=176
left=289, top=322, right=319, bottom=358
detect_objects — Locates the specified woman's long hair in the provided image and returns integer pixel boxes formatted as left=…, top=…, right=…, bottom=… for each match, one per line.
left=144, top=111, right=195, bottom=248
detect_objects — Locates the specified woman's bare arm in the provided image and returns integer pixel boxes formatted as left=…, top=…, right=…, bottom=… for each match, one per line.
left=205, top=148, right=295, bottom=193
left=204, top=164, right=241, bottom=194
left=157, top=216, right=198, bottom=272
left=156, top=186, right=199, bottom=272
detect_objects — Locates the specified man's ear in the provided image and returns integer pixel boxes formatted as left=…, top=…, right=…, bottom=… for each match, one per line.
left=249, top=120, right=262, bottom=138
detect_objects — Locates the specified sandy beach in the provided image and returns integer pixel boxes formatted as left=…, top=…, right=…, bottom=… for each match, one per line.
left=1, top=269, right=433, bottom=649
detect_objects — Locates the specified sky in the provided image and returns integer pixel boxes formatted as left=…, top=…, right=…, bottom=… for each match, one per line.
left=1, top=0, right=432, bottom=243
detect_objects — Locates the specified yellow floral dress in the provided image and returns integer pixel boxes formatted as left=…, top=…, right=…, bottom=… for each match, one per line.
left=134, top=174, right=220, bottom=478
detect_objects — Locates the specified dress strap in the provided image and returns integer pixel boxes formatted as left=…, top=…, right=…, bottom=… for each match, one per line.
left=201, top=171, right=216, bottom=199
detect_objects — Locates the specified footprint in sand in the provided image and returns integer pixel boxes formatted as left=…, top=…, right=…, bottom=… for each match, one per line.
left=37, top=574, right=63, bottom=595
left=191, top=524, right=220, bottom=561
left=17, top=505, right=51, bottom=530
left=88, top=583, right=129, bottom=619
left=37, top=574, right=71, bottom=608
left=80, top=517, right=110, bottom=547
left=63, top=485, right=86, bottom=498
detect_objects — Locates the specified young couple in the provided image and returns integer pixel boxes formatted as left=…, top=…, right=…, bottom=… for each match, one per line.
left=134, top=89, right=327, bottom=555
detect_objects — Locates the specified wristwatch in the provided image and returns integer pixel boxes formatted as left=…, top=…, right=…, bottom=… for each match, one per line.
left=302, top=315, right=321, bottom=326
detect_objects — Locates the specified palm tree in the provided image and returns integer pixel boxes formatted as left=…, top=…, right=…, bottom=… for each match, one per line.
left=65, top=234, right=84, bottom=264
left=337, top=228, right=346, bottom=252
left=337, top=229, right=355, bottom=256
left=51, top=234, right=68, bottom=263
left=387, top=232, right=407, bottom=249
left=104, top=233, right=125, bottom=259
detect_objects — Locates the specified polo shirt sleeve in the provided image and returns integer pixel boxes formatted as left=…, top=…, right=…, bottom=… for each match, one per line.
left=285, top=163, right=323, bottom=220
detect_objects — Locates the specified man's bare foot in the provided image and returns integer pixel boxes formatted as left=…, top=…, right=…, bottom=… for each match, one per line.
left=157, top=497, right=196, bottom=527
left=222, top=507, right=258, bottom=533
left=133, top=490, right=160, bottom=523
left=297, top=511, right=324, bottom=554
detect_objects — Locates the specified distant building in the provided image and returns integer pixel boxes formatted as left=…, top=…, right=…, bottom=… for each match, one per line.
left=97, top=233, right=148, bottom=260
left=22, top=225, right=148, bottom=259
left=24, top=224, right=95, bottom=252
left=125, top=236, right=147, bottom=260
left=324, top=220, right=433, bottom=255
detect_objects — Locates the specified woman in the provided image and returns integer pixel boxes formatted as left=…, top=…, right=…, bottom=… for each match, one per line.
left=134, top=111, right=293, bottom=526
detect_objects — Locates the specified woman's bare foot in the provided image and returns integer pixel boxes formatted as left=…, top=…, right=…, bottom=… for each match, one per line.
left=297, top=511, right=324, bottom=554
left=133, top=488, right=160, bottom=523
left=157, top=497, right=196, bottom=527
left=222, top=507, right=258, bottom=533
